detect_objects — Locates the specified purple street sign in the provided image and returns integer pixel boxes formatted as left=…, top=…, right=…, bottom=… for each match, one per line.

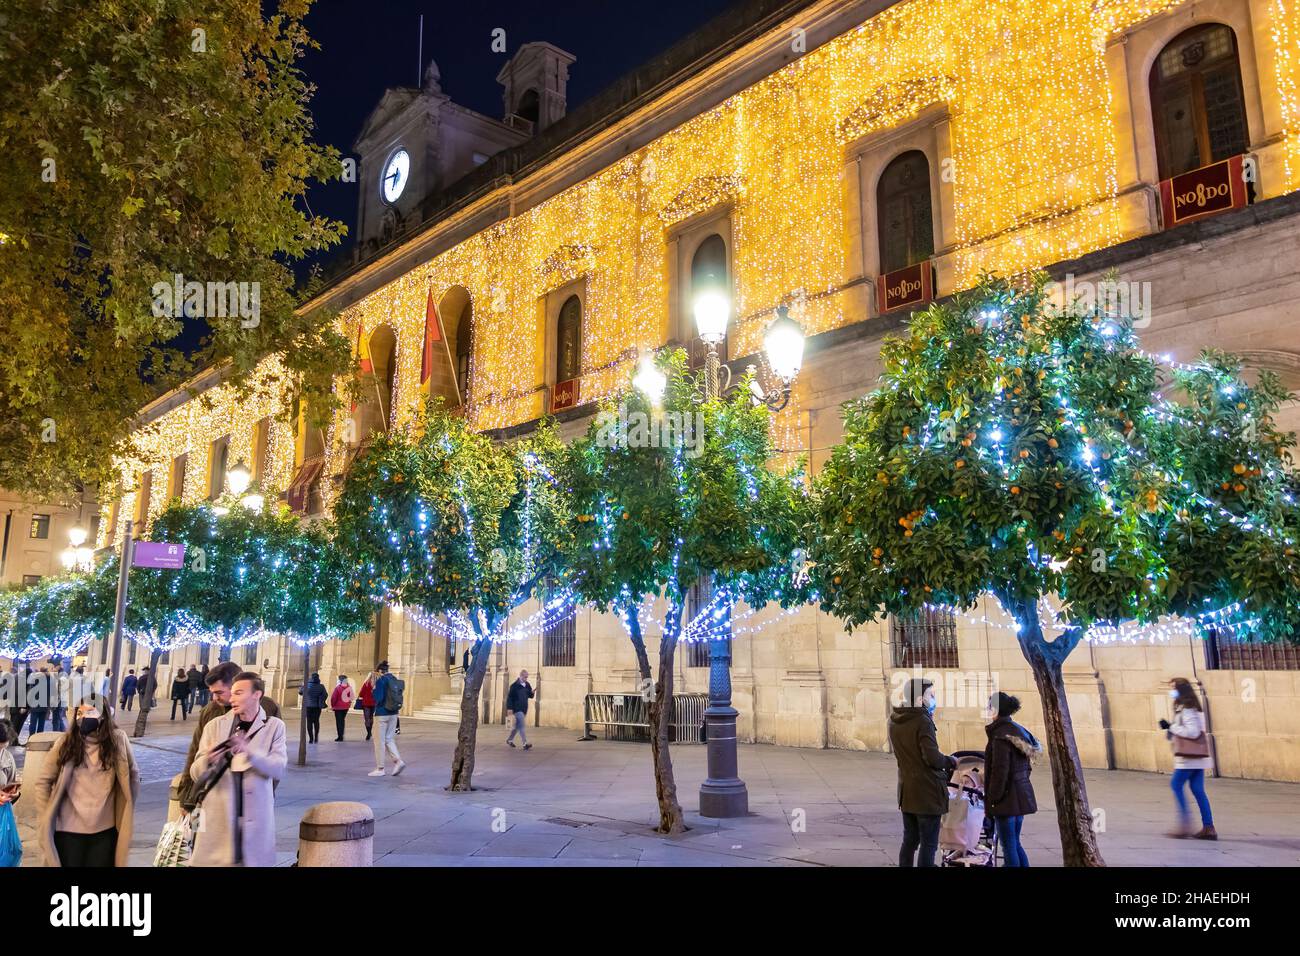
left=133, top=541, right=186, bottom=570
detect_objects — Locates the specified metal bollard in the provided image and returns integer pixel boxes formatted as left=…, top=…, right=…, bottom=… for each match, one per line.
left=297, top=802, right=374, bottom=867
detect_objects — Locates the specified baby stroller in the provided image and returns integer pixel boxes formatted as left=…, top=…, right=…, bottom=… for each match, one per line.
left=940, top=750, right=998, bottom=867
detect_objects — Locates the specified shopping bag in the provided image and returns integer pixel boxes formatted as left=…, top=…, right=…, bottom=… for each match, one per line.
left=152, top=810, right=197, bottom=867
left=0, top=803, right=23, bottom=868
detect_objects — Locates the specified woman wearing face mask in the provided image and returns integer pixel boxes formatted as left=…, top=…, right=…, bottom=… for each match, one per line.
left=32, top=696, right=140, bottom=867
left=983, top=692, right=1040, bottom=866
left=1159, top=678, right=1216, bottom=840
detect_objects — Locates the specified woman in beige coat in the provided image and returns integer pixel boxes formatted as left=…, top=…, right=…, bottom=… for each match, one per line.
left=189, top=673, right=287, bottom=867
left=33, top=697, right=139, bottom=867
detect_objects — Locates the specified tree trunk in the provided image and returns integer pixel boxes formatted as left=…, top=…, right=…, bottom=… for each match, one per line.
left=624, top=609, right=652, bottom=685
left=646, top=604, right=687, bottom=835
left=448, top=634, right=493, bottom=792
left=131, top=648, right=162, bottom=738
left=297, top=644, right=310, bottom=767
left=1006, top=594, right=1105, bottom=867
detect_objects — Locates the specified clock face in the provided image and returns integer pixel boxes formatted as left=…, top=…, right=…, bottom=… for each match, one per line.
left=381, top=148, right=409, bottom=203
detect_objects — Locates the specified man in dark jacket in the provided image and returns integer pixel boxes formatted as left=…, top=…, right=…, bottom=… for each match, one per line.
left=368, top=661, right=405, bottom=778
left=505, top=670, right=535, bottom=750
left=298, top=672, right=328, bottom=744
left=177, top=660, right=281, bottom=811
left=120, top=670, right=138, bottom=711
left=888, top=677, right=957, bottom=867
left=186, top=665, right=203, bottom=710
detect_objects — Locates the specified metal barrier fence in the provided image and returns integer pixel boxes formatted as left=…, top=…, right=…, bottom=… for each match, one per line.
left=582, top=692, right=708, bottom=743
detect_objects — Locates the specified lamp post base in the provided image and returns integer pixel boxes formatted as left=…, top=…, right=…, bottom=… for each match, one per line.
left=699, top=705, right=749, bottom=818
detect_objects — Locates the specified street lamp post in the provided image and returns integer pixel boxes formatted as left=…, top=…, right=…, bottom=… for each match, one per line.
left=688, top=291, right=805, bottom=819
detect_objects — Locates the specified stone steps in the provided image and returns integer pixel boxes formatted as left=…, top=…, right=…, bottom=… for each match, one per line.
left=405, top=692, right=463, bottom=723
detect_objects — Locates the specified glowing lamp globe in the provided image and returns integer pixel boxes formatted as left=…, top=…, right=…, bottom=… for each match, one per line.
left=764, top=307, right=805, bottom=382
left=692, top=289, right=730, bottom=344
left=227, top=460, right=252, bottom=496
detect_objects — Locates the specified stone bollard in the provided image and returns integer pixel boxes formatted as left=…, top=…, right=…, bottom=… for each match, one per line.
left=167, top=772, right=187, bottom=823
left=297, top=802, right=373, bottom=867
left=13, top=732, right=62, bottom=824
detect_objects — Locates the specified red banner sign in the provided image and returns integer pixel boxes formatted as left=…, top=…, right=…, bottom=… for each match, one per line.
left=876, top=261, right=933, bottom=314
left=1160, top=154, right=1248, bottom=228
left=552, top=378, right=580, bottom=413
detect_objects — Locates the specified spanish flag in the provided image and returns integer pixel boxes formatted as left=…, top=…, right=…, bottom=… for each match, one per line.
left=420, top=287, right=460, bottom=405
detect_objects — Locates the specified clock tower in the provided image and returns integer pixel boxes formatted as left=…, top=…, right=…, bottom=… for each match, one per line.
left=352, top=46, right=576, bottom=262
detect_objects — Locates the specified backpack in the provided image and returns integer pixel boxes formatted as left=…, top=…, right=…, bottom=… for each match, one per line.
left=382, top=676, right=405, bottom=712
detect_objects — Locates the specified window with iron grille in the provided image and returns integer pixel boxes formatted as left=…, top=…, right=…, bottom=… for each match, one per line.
left=877, top=150, right=935, bottom=274
left=686, top=577, right=731, bottom=667
left=243, top=642, right=258, bottom=666
left=890, top=607, right=959, bottom=669
left=1203, top=629, right=1300, bottom=671
left=543, top=614, right=576, bottom=667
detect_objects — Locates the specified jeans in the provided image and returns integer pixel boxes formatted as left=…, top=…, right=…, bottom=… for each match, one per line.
left=53, top=828, right=118, bottom=867
left=507, top=711, right=528, bottom=746
left=305, top=707, right=322, bottom=743
left=31, top=709, right=48, bottom=734
left=1171, top=769, right=1214, bottom=829
left=373, top=714, right=400, bottom=770
left=170, top=698, right=188, bottom=720
left=994, top=815, right=1030, bottom=867
left=51, top=707, right=66, bottom=732
left=333, top=709, right=347, bottom=740
left=899, top=812, right=941, bottom=867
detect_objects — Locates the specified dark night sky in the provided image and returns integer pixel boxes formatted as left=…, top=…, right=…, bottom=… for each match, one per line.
left=298, top=0, right=741, bottom=273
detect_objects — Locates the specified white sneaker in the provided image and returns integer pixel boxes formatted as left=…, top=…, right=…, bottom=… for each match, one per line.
left=392, top=760, right=407, bottom=776
left=368, top=769, right=386, bottom=777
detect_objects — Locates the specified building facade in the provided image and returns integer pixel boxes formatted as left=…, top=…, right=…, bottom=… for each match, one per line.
left=95, top=0, right=1300, bottom=780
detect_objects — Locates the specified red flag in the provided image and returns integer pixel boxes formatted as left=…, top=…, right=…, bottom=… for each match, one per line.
left=421, top=288, right=444, bottom=385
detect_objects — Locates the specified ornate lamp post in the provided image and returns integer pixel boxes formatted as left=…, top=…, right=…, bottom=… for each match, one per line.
left=693, top=290, right=804, bottom=818
left=60, top=525, right=94, bottom=573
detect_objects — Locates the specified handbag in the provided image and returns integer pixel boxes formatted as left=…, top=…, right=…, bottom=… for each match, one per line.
left=152, top=811, right=196, bottom=867
left=1171, top=710, right=1211, bottom=758
left=0, top=803, right=22, bottom=868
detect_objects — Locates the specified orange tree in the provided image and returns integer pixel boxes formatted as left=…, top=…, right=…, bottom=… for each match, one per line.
left=808, top=276, right=1300, bottom=866
left=564, top=351, right=810, bottom=833
left=332, top=401, right=572, bottom=791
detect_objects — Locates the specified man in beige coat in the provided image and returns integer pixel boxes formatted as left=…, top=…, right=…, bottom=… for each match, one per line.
left=189, top=672, right=286, bottom=867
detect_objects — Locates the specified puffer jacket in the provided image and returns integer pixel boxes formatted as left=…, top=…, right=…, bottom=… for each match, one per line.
left=983, top=716, right=1041, bottom=818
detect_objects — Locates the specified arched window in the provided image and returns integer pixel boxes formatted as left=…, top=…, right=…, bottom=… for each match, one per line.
left=456, top=303, right=473, bottom=405
left=876, top=151, right=934, bottom=276
left=1150, top=24, right=1249, bottom=180
left=366, top=325, right=397, bottom=435
left=516, top=88, right=540, bottom=126
left=556, top=295, right=582, bottom=383
left=689, top=233, right=729, bottom=365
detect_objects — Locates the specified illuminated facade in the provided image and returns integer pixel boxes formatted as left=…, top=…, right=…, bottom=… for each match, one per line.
left=102, top=0, right=1300, bottom=779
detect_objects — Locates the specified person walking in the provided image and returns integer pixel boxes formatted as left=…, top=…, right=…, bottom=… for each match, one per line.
left=176, top=661, right=280, bottom=814
left=196, top=664, right=210, bottom=707
left=137, top=666, right=153, bottom=709
left=32, top=696, right=139, bottom=867
left=189, top=672, right=287, bottom=867
left=299, top=673, right=327, bottom=744
left=186, top=665, right=203, bottom=712
left=329, top=675, right=354, bottom=741
left=505, top=670, right=535, bottom=750
left=51, top=667, right=69, bottom=733
left=367, top=661, right=405, bottom=777
left=30, top=668, right=51, bottom=735
left=120, top=670, right=138, bottom=712
left=358, top=672, right=376, bottom=742
left=0, top=721, right=22, bottom=867
left=6, top=666, right=31, bottom=744
left=1161, top=677, right=1216, bottom=840
left=170, top=668, right=191, bottom=720
left=889, top=677, right=957, bottom=868
left=983, top=692, right=1040, bottom=867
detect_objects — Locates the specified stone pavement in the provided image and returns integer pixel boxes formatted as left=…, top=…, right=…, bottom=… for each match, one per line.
left=14, top=711, right=1300, bottom=866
